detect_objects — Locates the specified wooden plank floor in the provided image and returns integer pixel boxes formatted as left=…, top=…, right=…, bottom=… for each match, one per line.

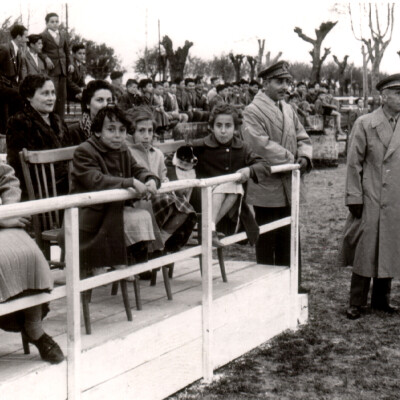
left=0, top=257, right=282, bottom=380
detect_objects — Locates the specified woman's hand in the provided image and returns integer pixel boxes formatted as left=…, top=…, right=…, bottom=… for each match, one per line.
left=132, top=178, right=149, bottom=198
left=145, top=179, right=158, bottom=197
left=0, top=216, right=30, bottom=229
left=236, top=167, right=251, bottom=183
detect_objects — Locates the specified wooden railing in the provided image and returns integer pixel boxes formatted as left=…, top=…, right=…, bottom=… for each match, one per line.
left=0, top=164, right=300, bottom=399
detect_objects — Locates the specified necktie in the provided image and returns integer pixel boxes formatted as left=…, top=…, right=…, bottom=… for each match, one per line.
left=389, top=117, right=397, bottom=132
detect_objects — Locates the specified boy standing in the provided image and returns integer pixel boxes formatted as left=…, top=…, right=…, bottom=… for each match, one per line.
left=41, top=12, right=73, bottom=118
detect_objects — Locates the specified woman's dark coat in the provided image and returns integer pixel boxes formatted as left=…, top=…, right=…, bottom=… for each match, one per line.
left=6, top=103, right=71, bottom=199
left=69, top=136, right=160, bottom=275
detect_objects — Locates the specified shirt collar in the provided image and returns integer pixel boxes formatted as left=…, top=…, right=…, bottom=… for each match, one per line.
left=48, top=29, right=58, bottom=39
left=382, top=106, right=400, bottom=124
left=11, top=40, right=19, bottom=55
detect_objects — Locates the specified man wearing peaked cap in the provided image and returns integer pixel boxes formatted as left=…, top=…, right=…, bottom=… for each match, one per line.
left=242, top=61, right=312, bottom=293
left=343, top=73, right=400, bottom=320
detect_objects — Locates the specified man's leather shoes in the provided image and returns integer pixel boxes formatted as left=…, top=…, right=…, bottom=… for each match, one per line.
left=346, top=306, right=362, bottom=320
left=371, top=304, right=398, bottom=314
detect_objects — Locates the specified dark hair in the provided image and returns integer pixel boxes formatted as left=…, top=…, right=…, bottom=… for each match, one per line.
left=240, top=79, right=249, bottom=85
left=355, top=97, right=364, bottom=104
left=72, top=43, right=85, bottom=53
left=209, top=104, right=239, bottom=129
left=45, top=13, right=59, bottom=23
left=185, top=78, right=195, bottom=86
left=27, top=34, right=42, bottom=46
left=19, top=74, right=52, bottom=99
left=81, top=80, right=114, bottom=113
left=194, top=77, right=203, bottom=85
left=216, top=84, right=226, bottom=94
left=289, top=93, right=300, bottom=101
left=153, top=81, right=163, bottom=88
left=250, top=80, right=260, bottom=87
left=296, top=81, right=306, bottom=88
left=10, top=24, right=27, bottom=39
left=173, top=77, right=181, bottom=85
left=110, top=71, right=123, bottom=80
left=210, top=77, right=219, bottom=83
left=138, top=78, right=152, bottom=90
left=126, top=79, right=138, bottom=87
left=91, top=105, right=131, bottom=135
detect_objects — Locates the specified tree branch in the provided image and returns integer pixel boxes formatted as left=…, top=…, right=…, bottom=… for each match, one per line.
left=294, top=27, right=315, bottom=44
left=349, top=4, right=362, bottom=41
left=321, top=47, right=330, bottom=63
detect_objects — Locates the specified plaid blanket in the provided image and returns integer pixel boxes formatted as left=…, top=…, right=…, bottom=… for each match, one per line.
left=151, top=193, right=196, bottom=252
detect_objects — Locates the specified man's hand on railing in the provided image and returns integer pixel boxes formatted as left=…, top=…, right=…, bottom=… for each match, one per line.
left=296, top=157, right=309, bottom=175
left=236, top=167, right=251, bottom=183
left=0, top=216, right=30, bottom=229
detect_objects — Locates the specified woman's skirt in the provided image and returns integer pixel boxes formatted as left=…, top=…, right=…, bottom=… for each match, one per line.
left=213, top=181, right=244, bottom=195
left=0, top=228, right=53, bottom=303
left=123, top=206, right=158, bottom=248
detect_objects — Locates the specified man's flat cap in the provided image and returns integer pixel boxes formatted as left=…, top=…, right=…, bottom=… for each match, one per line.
left=376, top=73, right=400, bottom=91
left=258, top=61, right=292, bottom=80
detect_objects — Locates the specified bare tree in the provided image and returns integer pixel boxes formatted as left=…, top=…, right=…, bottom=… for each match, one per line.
left=333, top=55, right=349, bottom=95
left=161, top=35, right=193, bottom=81
left=349, top=3, right=395, bottom=94
left=265, top=51, right=282, bottom=67
left=229, top=53, right=246, bottom=82
left=257, top=39, right=265, bottom=74
left=246, top=56, right=257, bottom=81
left=294, top=21, right=337, bottom=83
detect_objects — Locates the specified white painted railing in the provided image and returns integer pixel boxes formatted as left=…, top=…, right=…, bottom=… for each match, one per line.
left=0, top=164, right=300, bottom=399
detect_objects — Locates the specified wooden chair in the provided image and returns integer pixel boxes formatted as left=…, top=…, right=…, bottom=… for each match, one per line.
left=19, top=146, right=137, bottom=334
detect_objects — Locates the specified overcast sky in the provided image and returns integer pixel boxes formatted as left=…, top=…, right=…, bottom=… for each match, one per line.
left=2, top=0, right=400, bottom=79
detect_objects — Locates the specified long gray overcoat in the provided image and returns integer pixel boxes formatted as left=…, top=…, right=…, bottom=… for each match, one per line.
left=242, top=91, right=313, bottom=207
left=344, top=107, right=400, bottom=278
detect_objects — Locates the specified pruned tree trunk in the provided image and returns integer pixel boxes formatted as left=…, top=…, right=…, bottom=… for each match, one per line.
left=333, top=55, right=349, bottom=95
left=247, top=56, right=257, bottom=81
left=161, top=35, right=193, bottom=81
left=294, top=21, right=337, bottom=83
left=229, top=53, right=245, bottom=82
left=265, top=51, right=282, bottom=67
left=257, top=39, right=265, bottom=74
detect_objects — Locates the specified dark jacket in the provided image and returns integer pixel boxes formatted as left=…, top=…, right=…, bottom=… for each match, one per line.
left=67, top=60, right=86, bottom=101
left=0, top=41, right=23, bottom=86
left=118, top=92, right=143, bottom=111
left=70, top=136, right=160, bottom=274
left=191, top=134, right=269, bottom=181
left=6, top=103, right=70, bottom=198
left=41, top=29, right=71, bottom=77
left=190, top=134, right=270, bottom=244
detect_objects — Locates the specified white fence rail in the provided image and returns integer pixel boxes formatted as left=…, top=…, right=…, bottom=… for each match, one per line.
left=0, top=164, right=300, bottom=399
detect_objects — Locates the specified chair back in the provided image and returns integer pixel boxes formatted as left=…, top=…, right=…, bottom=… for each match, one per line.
left=19, top=146, right=77, bottom=243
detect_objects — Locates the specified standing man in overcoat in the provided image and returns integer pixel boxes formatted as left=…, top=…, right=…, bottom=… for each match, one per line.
left=41, top=12, right=73, bottom=118
left=344, top=74, right=400, bottom=319
left=242, top=61, right=312, bottom=291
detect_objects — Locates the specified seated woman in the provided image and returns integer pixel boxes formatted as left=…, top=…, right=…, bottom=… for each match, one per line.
left=6, top=74, right=71, bottom=199
left=69, top=105, right=160, bottom=276
left=68, top=79, right=114, bottom=144
left=126, top=107, right=196, bottom=253
left=190, top=104, right=270, bottom=247
left=0, top=162, right=63, bottom=364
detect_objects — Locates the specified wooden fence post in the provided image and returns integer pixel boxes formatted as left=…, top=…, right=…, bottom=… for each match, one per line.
left=65, top=207, right=81, bottom=400
left=201, top=185, right=213, bottom=383
left=290, top=170, right=300, bottom=328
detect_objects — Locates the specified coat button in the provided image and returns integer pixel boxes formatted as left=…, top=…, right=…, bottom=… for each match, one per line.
left=381, top=204, right=386, bottom=209
left=226, top=149, right=229, bottom=152
left=225, top=167, right=229, bottom=170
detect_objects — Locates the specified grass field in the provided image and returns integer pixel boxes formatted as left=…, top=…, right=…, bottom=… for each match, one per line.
left=169, top=163, right=400, bottom=400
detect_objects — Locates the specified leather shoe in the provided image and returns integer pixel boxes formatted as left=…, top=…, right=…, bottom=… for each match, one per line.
left=346, top=306, right=362, bottom=320
left=23, top=331, right=64, bottom=364
left=371, top=304, right=398, bottom=314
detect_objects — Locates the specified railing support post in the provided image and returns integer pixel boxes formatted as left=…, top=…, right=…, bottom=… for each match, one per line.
left=201, top=186, right=213, bottom=383
left=290, top=169, right=300, bottom=328
left=65, top=207, right=81, bottom=400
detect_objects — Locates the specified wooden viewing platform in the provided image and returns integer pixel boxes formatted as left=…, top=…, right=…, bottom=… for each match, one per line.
left=0, top=165, right=306, bottom=399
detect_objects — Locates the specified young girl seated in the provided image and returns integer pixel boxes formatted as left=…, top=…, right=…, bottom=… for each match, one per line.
left=126, top=107, right=196, bottom=253
left=190, top=104, right=270, bottom=247
left=70, top=105, right=160, bottom=276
